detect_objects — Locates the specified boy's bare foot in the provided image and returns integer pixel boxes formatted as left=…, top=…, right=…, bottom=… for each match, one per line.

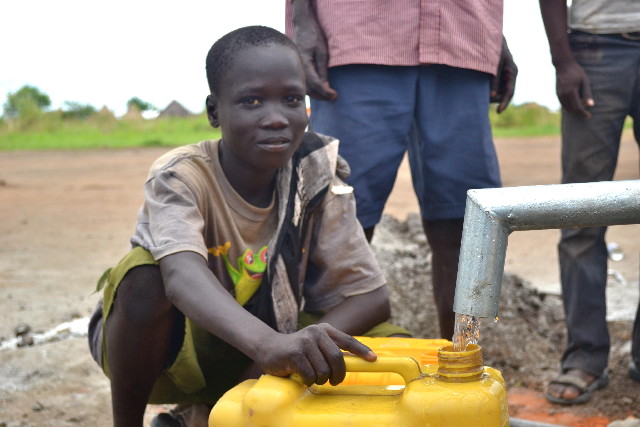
left=151, top=404, right=211, bottom=427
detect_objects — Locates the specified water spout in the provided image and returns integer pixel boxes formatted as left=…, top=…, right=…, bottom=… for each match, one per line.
left=453, top=180, right=640, bottom=318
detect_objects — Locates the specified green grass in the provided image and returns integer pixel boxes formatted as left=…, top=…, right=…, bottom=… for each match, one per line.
left=1, top=103, right=631, bottom=151
left=0, top=112, right=220, bottom=150
left=489, top=102, right=561, bottom=137
left=491, top=123, right=561, bottom=138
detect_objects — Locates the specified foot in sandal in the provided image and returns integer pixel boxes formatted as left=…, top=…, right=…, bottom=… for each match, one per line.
left=544, top=368, right=608, bottom=405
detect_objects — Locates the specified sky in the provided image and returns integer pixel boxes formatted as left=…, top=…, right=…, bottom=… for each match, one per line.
left=0, top=0, right=559, bottom=117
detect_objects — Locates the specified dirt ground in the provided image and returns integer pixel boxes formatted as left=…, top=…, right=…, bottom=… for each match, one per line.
left=0, top=133, right=638, bottom=426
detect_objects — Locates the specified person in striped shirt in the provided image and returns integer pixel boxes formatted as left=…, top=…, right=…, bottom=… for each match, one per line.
left=286, top=0, right=518, bottom=340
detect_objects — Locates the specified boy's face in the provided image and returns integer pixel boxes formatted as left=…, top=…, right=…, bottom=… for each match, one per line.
left=208, top=43, right=308, bottom=173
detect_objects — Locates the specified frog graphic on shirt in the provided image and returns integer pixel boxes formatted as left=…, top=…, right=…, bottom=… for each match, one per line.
left=208, top=242, right=268, bottom=305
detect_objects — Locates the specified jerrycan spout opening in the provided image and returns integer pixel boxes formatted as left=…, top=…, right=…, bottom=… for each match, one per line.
left=437, top=344, right=484, bottom=382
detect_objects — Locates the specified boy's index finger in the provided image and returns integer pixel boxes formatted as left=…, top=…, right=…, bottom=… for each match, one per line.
left=331, top=333, right=377, bottom=362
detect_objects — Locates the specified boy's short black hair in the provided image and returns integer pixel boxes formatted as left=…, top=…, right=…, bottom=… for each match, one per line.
left=206, top=25, right=299, bottom=96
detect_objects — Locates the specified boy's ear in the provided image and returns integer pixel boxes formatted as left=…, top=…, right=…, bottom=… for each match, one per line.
left=206, top=94, right=219, bottom=128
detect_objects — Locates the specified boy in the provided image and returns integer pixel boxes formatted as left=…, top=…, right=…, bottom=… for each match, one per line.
left=88, top=26, right=407, bottom=427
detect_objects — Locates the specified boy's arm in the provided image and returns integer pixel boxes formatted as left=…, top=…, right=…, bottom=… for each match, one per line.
left=315, top=286, right=390, bottom=335
left=159, top=250, right=376, bottom=386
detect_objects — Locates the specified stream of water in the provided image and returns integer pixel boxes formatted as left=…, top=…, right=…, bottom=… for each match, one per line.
left=452, top=313, right=481, bottom=351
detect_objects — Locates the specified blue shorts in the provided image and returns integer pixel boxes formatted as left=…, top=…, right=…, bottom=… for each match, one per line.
left=310, top=64, right=501, bottom=227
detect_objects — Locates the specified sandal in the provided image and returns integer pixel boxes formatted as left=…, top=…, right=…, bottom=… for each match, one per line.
left=544, top=369, right=609, bottom=405
left=630, top=360, right=640, bottom=383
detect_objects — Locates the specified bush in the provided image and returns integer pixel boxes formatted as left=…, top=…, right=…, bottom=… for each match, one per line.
left=126, top=97, right=155, bottom=112
left=490, top=102, right=559, bottom=128
left=61, top=101, right=97, bottom=120
left=489, top=102, right=560, bottom=137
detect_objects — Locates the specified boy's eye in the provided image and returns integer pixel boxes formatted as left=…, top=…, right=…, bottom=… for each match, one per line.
left=241, top=97, right=261, bottom=106
left=284, top=95, right=303, bottom=105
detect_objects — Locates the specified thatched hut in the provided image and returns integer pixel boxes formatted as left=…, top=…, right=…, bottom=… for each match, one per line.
left=158, top=100, right=193, bottom=118
left=122, top=104, right=143, bottom=122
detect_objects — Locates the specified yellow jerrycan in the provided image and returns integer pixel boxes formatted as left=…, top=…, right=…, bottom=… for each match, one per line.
left=340, top=336, right=450, bottom=385
left=209, top=343, right=508, bottom=426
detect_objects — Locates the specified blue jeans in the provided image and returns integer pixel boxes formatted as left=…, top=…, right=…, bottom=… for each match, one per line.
left=309, top=64, right=501, bottom=227
left=559, top=31, right=640, bottom=375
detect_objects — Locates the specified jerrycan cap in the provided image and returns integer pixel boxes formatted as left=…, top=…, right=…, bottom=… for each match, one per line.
left=437, top=343, right=484, bottom=382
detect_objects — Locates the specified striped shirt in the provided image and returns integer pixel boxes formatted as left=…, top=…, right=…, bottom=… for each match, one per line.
left=285, top=0, right=504, bottom=76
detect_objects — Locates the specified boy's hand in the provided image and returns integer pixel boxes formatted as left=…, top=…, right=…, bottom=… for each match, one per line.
left=256, top=323, right=376, bottom=386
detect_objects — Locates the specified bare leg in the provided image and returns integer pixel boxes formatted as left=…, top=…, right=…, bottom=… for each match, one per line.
left=105, top=265, right=182, bottom=427
left=423, top=218, right=463, bottom=340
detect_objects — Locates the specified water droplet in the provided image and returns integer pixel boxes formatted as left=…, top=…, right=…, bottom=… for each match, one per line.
left=607, top=242, right=624, bottom=262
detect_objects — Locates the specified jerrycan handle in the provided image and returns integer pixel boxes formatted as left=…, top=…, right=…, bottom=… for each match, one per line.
left=343, top=354, right=423, bottom=383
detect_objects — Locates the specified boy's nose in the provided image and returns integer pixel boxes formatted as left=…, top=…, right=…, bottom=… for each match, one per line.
left=260, top=105, right=289, bottom=128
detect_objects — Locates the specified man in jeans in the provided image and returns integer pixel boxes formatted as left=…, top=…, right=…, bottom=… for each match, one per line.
left=540, top=0, right=640, bottom=405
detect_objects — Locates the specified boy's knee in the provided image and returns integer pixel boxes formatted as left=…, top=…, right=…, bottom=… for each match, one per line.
left=114, top=265, right=172, bottom=324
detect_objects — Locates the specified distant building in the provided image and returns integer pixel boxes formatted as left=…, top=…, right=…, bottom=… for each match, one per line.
left=158, top=100, right=193, bottom=118
left=92, top=105, right=118, bottom=125
left=97, top=106, right=116, bottom=120
left=122, top=103, right=143, bottom=121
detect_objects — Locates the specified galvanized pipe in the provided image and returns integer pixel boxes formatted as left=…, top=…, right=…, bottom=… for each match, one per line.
left=453, top=180, right=640, bottom=318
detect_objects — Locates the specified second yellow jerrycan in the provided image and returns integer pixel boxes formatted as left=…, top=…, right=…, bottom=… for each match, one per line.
left=209, top=344, right=509, bottom=426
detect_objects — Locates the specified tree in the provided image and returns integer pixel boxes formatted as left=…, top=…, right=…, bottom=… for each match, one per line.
left=126, top=97, right=155, bottom=112
left=61, top=101, right=97, bottom=120
left=3, top=85, right=51, bottom=119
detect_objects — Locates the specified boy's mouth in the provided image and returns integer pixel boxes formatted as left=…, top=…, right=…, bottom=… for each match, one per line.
left=257, top=137, right=291, bottom=152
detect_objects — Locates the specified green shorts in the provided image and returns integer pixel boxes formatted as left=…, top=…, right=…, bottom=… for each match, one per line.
left=88, top=247, right=411, bottom=404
